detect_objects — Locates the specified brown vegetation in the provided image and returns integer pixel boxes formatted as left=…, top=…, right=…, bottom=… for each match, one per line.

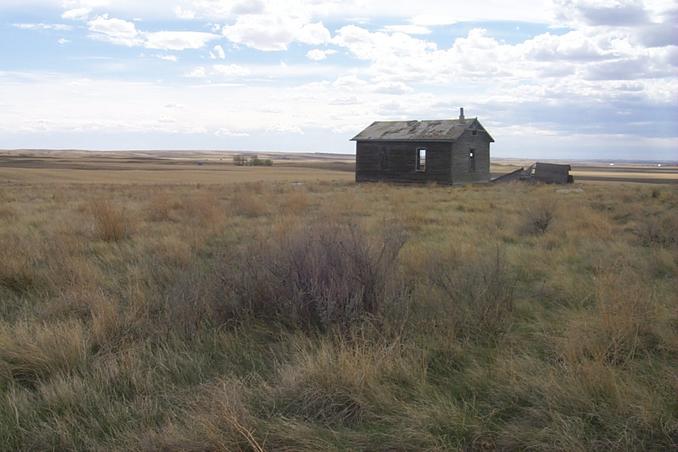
left=0, top=178, right=676, bottom=450
left=89, top=200, right=132, bottom=242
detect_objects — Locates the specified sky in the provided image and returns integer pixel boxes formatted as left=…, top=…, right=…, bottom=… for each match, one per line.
left=0, top=0, right=676, bottom=160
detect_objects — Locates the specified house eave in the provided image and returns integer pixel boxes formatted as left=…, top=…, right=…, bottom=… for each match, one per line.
left=350, top=138, right=457, bottom=143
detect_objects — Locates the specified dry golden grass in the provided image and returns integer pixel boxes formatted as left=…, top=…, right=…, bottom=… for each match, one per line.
left=89, top=200, right=133, bottom=242
left=279, top=188, right=310, bottom=215
left=231, top=191, right=270, bottom=218
left=0, top=172, right=676, bottom=451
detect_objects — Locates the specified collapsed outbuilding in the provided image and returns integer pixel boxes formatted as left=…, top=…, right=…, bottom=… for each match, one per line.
left=492, top=162, right=574, bottom=184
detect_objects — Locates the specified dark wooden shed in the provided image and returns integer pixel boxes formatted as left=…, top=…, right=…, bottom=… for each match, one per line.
left=351, top=108, right=494, bottom=185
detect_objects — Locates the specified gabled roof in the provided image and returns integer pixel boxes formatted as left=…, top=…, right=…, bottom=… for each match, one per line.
left=351, top=118, right=494, bottom=142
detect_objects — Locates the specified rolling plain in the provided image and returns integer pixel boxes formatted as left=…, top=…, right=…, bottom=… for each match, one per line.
left=0, top=150, right=676, bottom=450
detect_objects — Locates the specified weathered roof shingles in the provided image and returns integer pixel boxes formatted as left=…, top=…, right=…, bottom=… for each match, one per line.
left=351, top=118, right=494, bottom=142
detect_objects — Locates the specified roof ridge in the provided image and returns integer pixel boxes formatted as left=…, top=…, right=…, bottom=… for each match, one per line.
left=351, top=117, right=492, bottom=142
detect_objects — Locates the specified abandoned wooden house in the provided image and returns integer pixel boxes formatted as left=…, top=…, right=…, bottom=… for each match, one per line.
left=351, top=108, right=494, bottom=185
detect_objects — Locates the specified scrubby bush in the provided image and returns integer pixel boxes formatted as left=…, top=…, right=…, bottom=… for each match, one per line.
left=227, top=221, right=407, bottom=330
left=250, top=158, right=273, bottom=166
left=233, top=155, right=248, bottom=166
left=521, top=198, right=556, bottom=235
left=635, top=213, right=677, bottom=247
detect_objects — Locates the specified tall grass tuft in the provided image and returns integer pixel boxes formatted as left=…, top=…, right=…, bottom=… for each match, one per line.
left=146, top=192, right=176, bottom=222
left=425, top=245, right=517, bottom=342
left=90, top=200, right=132, bottom=242
left=231, top=192, right=269, bottom=218
left=0, top=320, right=89, bottom=386
left=0, top=237, right=35, bottom=293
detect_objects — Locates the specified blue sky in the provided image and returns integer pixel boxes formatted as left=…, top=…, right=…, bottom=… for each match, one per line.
left=0, top=0, right=676, bottom=160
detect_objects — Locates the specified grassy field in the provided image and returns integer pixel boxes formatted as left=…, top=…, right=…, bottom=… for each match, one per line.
left=0, top=154, right=677, bottom=450
left=1, top=150, right=676, bottom=185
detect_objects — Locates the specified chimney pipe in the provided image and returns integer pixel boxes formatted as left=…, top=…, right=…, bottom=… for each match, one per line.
left=459, top=107, right=465, bottom=121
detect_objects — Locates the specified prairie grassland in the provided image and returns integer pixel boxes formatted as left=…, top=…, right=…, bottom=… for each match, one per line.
left=0, top=176, right=676, bottom=451
left=0, top=166, right=354, bottom=185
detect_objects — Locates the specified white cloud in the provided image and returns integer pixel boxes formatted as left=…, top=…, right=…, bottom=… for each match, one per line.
left=14, top=23, right=73, bottom=31
left=306, top=48, right=336, bottom=61
left=212, top=64, right=250, bottom=77
left=215, top=128, right=250, bottom=137
left=222, top=15, right=331, bottom=51
left=5, top=0, right=675, bottom=28
left=144, top=31, right=219, bottom=50
left=0, top=69, right=675, bottom=158
left=296, top=22, right=332, bottom=45
left=87, top=15, right=141, bottom=46
left=333, top=25, right=437, bottom=61
left=184, top=62, right=341, bottom=81
left=381, top=24, right=431, bottom=35
left=173, top=6, right=195, bottom=20
left=87, top=14, right=219, bottom=50
left=186, top=66, right=207, bottom=78
left=372, top=81, right=412, bottom=94
left=156, top=54, right=177, bottom=62
left=57, top=38, right=71, bottom=45
left=61, top=7, right=91, bottom=20
left=210, top=44, right=226, bottom=59
left=231, top=0, right=265, bottom=15
left=520, top=31, right=611, bottom=61
left=267, top=124, right=304, bottom=134
left=554, top=0, right=650, bottom=26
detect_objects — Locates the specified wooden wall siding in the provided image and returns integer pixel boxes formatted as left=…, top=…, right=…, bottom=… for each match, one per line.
left=355, top=141, right=453, bottom=184
left=450, top=129, right=491, bottom=184
left=534, top=163, right=571, bottom=184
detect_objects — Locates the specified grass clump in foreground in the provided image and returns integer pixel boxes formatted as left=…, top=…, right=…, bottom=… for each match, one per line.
left=0, top=180, right=676, bottom=451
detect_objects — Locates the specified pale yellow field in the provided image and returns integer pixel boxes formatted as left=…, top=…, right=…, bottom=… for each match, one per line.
left=570, top=170, right=678, bottom=180
left=0, top=166, right=353, bottom=185
left=1, top=151, right=676, bottom=186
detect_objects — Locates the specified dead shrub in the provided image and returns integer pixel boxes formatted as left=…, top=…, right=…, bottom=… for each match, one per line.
left=90, top=200, right=132, bottom=242
left=231, top=192, right=269, bottom=218
left=227, top=220, right=407, bottom=331
left=520, top=198, right=556, bottom=235
left=426, top=246, right=516, bottom=342
left=635, top=213, right=677, bottom=247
